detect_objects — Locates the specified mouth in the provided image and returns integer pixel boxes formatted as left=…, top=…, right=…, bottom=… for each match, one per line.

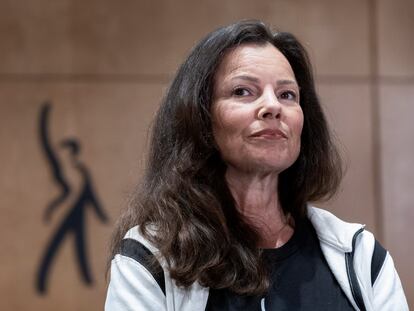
left=250, top=128, right=288, bottom=140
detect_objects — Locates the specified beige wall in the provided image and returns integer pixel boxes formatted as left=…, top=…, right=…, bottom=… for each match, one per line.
left=0, top=0, right=412, bottom=309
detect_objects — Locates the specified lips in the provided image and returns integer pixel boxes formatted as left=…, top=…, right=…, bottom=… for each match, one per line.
left=250, top=128, right=288, bottom=139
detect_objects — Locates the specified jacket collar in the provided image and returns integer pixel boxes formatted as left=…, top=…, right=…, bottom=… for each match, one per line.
left=307, top=205, right=365, bottom=253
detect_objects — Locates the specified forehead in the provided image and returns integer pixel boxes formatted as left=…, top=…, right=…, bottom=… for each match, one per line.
left=215, top=43, right=295, bottom=81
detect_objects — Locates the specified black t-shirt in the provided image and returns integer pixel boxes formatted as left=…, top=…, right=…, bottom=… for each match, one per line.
left=205, top=219, right=355, bottom=310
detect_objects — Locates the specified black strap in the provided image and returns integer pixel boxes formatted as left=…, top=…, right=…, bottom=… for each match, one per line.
left=345, top=228, right=366, bottom=311
left=346, top=231, right=388, bottom=311
left=371, top=239, right=387, bottom=286
left=118, top=238, right=166, bottom=295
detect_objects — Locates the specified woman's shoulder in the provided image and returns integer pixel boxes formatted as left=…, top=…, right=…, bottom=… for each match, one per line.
left=306, top=205, right=408, bottom=310
left=110, top=226, right=210, bottom=310
left=121, top=225, right=161, bottom=256
left=306, top=204, right=373, bottom=253
left=111, top=225, right=167, bottom=292
left=106, top=226, right=168, bottom=310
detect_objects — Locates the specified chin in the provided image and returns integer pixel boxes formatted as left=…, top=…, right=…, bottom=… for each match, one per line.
left=223, top=147, right=300, bottom=175
left=254, top=152, right=299, bottom=171
left=229, top=157, right=295, bottom=175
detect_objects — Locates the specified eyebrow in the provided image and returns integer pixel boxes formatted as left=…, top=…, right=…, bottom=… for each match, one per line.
left=277, top=79, right=298, bottom=86
left=230, top=75, right=260, bottom=83
left=230, top=75, right=298, bottom=87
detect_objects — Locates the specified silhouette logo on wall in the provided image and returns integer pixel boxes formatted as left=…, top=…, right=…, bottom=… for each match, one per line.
left=36, top=102, right=109, bottom=294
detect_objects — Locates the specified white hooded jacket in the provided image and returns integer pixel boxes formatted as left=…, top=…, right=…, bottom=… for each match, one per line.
left=105, top=206, right=409, bottom=310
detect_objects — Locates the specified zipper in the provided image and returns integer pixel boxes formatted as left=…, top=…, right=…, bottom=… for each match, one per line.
left=345, top=228, right=366, bottom=311
left=260, top=297, right=266, bottom=311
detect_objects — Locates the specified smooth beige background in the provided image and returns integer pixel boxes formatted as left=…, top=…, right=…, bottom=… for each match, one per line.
left=0, top=0, right=412, bottom=309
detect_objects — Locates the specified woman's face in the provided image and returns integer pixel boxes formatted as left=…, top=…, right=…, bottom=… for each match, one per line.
left=212, top=43, right=304, bottom=175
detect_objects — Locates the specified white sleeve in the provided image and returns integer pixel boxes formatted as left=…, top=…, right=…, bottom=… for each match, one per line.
left=372, top=253, right=409, bottom=311
left=105, top=254, right=167, bottom=311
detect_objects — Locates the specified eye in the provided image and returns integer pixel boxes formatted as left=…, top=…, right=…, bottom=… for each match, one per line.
left=279, top=90, right=298, bottom=101
left=232, top=87, right=252, bottom=97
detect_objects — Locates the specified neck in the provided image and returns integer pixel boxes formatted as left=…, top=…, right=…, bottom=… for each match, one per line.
left=225, top=166, right=294, bottom=248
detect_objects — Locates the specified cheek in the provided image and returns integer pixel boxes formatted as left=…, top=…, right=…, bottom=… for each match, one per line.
left=286, top=109, right=304, bottom=157
left=213, top=121, right=240, bottom=151
left=212, top=106, right=248, bottom=143
left=292, top=109, right=304, bottom=137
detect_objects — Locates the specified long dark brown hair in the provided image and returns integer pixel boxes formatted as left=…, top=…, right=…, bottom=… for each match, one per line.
left=109, top=20, right=342, bottom=295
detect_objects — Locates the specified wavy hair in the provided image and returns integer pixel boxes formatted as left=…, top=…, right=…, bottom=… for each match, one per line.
left=109, top=20, right=342, bottom=295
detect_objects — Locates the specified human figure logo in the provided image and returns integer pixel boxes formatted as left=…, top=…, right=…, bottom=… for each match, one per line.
left=35, top=102, right=109, bottom=294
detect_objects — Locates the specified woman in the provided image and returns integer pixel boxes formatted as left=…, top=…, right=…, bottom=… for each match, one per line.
left=105, top=21, right=408, bottom=310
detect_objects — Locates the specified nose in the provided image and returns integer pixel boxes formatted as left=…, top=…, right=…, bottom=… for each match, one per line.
left=257, top=87, right=281, bottom=120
